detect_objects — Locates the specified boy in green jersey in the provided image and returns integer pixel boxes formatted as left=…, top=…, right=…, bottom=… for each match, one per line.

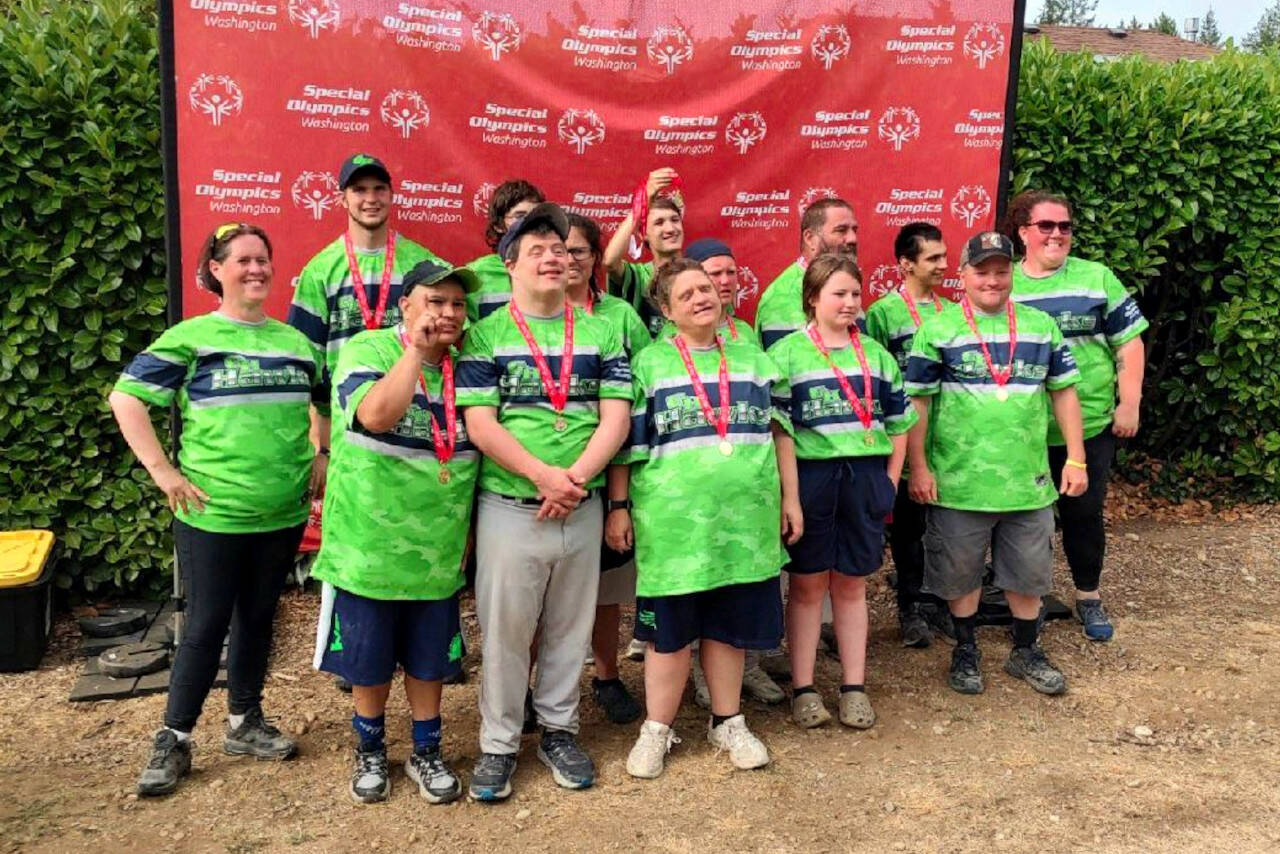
left=466, top=179, right=545, bottom=322
left=312, top=260, right=480, bottom=806
left=905, top=232, right=1087, bottom=697
left=456, top=204, right=632, bottom=801
left=753, top=198, right=858, bottom=350
left=604, top=167, right=685, bottom=336
left=609, top=259, right=802, bottom=780
left=865, top=222, right=954, bottom=648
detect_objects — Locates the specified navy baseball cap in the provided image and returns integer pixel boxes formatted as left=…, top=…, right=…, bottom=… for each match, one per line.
left=959, top=231, right=1014, bottom=267
left=401, top=260, right=481, bottom=295
left=497, top=202, right=570, bottom=259
left=685, top=238, right=734, bottom=263
left=338, top=153, right=391, bottom=189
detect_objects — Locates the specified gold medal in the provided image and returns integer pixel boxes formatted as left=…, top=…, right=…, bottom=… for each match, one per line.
left=995, top=388, right=1009, bottom=402
left=438, top=467, right=451, bottom=485
left=554, top=416, right=568, bottom=432
left=864, top=433, right=875, bottom=446
left=718, top=440, right=734, bottom=457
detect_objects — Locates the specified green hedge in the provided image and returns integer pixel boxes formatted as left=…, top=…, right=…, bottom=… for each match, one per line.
left=1011, top=39, right=1280, bottom=500
left=0, top=0, right=171, bottom=594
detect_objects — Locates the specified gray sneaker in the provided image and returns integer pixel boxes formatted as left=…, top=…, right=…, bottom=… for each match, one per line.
left=537, top=729, right=595, bottom=789
left=899, top=603, right=932, bottom=648
left=1004, top=644, right=1067, bottom=695
left=137, top=729, right=192, bottom=797
left=224, top=707, right=297, bottom=760
left=469, top=752, right=517, bottom=802
left=405, top=746, right=462, bottom=804
left=349, top=745, right=390, bottom=804
left=948, top=643, right=984, bottom=694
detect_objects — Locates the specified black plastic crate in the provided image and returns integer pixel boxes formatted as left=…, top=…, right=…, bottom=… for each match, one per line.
left=0, top=553, right=54, bottom=672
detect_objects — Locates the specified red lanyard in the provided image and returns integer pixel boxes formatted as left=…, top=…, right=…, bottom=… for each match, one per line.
left=723, top=315, right=740, bottom=341
left=960, top=298, right=1017, bottom=390
left=508, top=299, right=574, bottom=426
left=398, top=327, right=456, bottom=479
left=671, top=333, right=733, bottom=455
left=344, top=231, right=398, bottom=330
left=902, top=288, right=943, bottom=328
left=805, top=324, right=874, bottom=432
left=631, top=174, right=686, bottom=237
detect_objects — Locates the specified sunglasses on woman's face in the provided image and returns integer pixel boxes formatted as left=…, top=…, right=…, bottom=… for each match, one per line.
left=1030, top=220, right=1072, bottom=235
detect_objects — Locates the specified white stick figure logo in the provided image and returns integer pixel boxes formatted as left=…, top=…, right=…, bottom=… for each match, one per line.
left=188, top=74, right=243, bottom=126
left=473, top=11, right=523, bottom=62
left=735, top=265, right=760, bottom=310
left=963, top=24, right=1005, bottom=70
left=646, top=25, right=693, bottom=75
left=557, top=109, right=606, bottom=155
left=725, top=112, right=767, bottom=155
left=287, top=0, right=340, bottom=39
left=472, top=183, right=496, bottom=218
left=810, top=25, right=851, bottom=70
left=868, top=264, right=905, bottom=299
left=379, top=90, right=430, bottom=139
left=291, top=171, right=342, bottom=221
left=950, top=185, right=993, bottom=228
left=877, top=107, right=920, bottom=151
left=798, top=187, right=840, bottom=217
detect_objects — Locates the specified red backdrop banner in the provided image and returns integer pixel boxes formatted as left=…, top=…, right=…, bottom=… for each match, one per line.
left=167, top=0, right=1020, bottom=321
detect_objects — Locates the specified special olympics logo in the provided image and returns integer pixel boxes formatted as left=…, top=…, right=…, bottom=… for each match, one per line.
left=950, top=185, right=993, bottom=228
left=867, top=264, right=905, bottom=299
left=725, top=112, right=767, bottom=155
left=963, top=24, right=1005, bottom=70
left=288, top=0, right=340, bottom=39
left=798, top=187, right=840, bottom=217
left=557, top=109, right=606, bottom=155
left=188, top=74, right=243, bottom=127
left=878, top=106, right=920, bottom=151
left=647, top=25, right=693, bottom=75
left=291, top=171, right=343, bottom=221
left=735, top=265, right=760, bottom=310
left=473, top=11, right=523, bottom=62
left=810, top=25, right=851, bottom=70
left=472, top=182, right=496, bottom=218
left=380, top=90, right=429, bottom=139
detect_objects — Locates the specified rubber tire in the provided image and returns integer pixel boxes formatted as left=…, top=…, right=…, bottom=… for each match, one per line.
left=78, top=607, right=149, bottom=638
left=99, top=641, right=170, bottom=678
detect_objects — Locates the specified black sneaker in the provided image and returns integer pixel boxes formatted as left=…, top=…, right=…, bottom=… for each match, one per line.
left=334, top=675, right=353, bottom=694
left=923, top=603, right=956, bottom=642
left=948, top=643, right=984, bottom=695
left=137, top=729, right=192, bottom=797
left=537, top=729, right=595, bottom=789
left=224, top=707, right=297, bottom=760
left=405, top=746, right=462, bottom=804
left=468, top=752, right=517, bottom=802
left=522, top=690, right=537, bottom=735
left=1004, top=644, right=1067, bottom=695
left=592, top=677, right=642, bottom=724
left=349, top=745, right=390, bottom=804
left=898, top=603, right=932, bottom=648
left=819, top=622, right=840, bottom=659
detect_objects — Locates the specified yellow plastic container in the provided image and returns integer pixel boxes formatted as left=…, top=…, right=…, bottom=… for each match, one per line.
left=0, top=530, right=55, bottom=671
left=0, top=530, right=55, bottom=588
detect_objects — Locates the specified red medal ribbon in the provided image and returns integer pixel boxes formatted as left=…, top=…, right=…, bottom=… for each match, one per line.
left=344, top=230, right=398, bottom=330
left=805, top=324, right=875, bottom=430
left=722, top=315, right=740, bottom=341
left=630, top=174, right=686, bottom=243
left=398, top=326, right=456, bottom=466
left=901, top=288, right=944, bottom=328
left=671, top=333, right=730, bottom=441
left=507, top=299, right=574, bottom=414
left=960, top=297, right=1017, bottom=388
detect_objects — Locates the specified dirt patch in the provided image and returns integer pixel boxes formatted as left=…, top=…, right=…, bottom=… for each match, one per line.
left=2, top=511, right=1278, bottom=854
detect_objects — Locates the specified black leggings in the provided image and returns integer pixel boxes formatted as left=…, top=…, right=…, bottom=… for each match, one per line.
left=1047, top=429, right=1115, bottom=594
left=164, top=520, right=304, bottom=733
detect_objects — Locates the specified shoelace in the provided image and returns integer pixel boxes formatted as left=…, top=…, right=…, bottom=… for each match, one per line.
left=475, top=754, right=514, bottom=778
left=418, top=754, right=456, bottom=788
left=956, top=646, right=980, bottom=672
left=542, top=733, right=582, bottom=763
left=242, top=709, right=284, bottom=737
left=148, top=735, right=184, bottom=769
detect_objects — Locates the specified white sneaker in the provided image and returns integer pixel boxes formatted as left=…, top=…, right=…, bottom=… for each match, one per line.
left=626, top=720, right=680, bottom=779
left=708, top=714, right=770, bottom=770
left=690, top=652, right=711, bottom=709
left=741, top=663, right=785, bottom=704
left=625, top=639, right=647, bottom=662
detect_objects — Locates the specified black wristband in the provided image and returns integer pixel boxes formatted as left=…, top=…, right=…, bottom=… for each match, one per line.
left=606, top=498, right=631, bottom=512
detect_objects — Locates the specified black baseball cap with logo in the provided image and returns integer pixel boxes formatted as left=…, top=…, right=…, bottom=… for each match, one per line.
left=958, top=231, right=1014, bottom=267
left=338, top=153, right=392, bottom=189
left=497, top=202, right=570, bottom=259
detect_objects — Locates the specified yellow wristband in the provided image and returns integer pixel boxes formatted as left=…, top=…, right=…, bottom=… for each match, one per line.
left=1064, top=459, right=1087, bottom=470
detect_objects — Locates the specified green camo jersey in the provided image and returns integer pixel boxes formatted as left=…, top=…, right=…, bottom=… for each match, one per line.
left=864, top=290, right=953, bottom=373
left=905, top=302, right=1081, bottom=513
left=753, top=260, right=805, bottom=351
left=287, top=234, right=447, bottom=395
left=586, top=292, right=652, bottom=357
left=768, top=328, right=917, bottom=460
left=618, top=337, right=789, bottom=597
left=113, top=313, right=322, bottom=533
left=456, top=305, right=632, bottom=497
left=658, top=313, right=754, bottom=347
left=466, top=252, right=511, bottom=322
left=609, top=261, right=666, bottom=337
left=310, top=327, right=475, bottom=600
left=1012, top=257, right=1148, bottom=445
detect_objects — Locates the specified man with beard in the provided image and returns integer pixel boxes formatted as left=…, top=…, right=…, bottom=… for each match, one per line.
left=753, top=198, right=859, bottom=350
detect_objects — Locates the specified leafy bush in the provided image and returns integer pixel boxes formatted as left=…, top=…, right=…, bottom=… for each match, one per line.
left=1012, top=39, right=1280, bottom=500
left=0, top=0, right=171, bottom=594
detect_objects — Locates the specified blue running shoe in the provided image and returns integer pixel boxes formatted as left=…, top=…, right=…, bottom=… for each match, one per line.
left=1076, top=598, right=1114, bottom=642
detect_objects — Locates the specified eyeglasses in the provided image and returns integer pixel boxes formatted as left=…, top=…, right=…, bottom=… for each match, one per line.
left=1030, top=220, right=1073, bottom=235
left=566, top=247, right=594, bottom=261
